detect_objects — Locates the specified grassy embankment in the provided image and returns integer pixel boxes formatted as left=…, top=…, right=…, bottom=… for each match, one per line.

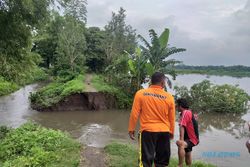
left=91, top=74, right=132, bottom=109
left=105, top=142, right=216, bottom=167
left=29, top=73, right=132, bottom=110
left=0, top=123, right=216, bottom=167
left=29, top=75, right=85, bottom=110
left=0, top=68, right=48, bottom=96
left=0, top=123, right=80, bottom=167
left=0, top=77, right=19, bottom=96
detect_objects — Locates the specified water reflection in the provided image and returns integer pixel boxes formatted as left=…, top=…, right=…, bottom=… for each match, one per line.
left=198, top=112, right=250, bottom=138
left=1, top=76, right=250, bottom=167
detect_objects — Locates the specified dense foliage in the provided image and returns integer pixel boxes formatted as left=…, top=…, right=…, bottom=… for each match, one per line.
left=139, top=29, right=186, bottom=79
left=0, top=123, right=80, bottom=167
left=85, top=27, right=106, bottom=72
left=30, top=75, right=85, bottom=110
left=174, top=80, right=250, bottom=113
left=176, top=65, right=250, bottom=77
left=123, top=29, right=186, bottom=94
left=126, top=47, right=154, bottom=92
left=105, top=142, right=216, bottom=167
left=92, top=75, right=132, bottom=109
left=0, top=77, right=19, bottom=96
left=0, top=0, right=52, bottom=84
left=104, top=7, right=137, bottom=64
left=55, top=16, right=86, bottom=75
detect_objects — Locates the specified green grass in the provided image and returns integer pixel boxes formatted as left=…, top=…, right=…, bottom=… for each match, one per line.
left=92, top=74, right=132, bottom=109
left=104, top=142, right=216, bottom=167
left=0, top=68, right=48, bottom=97
left=29, top=75, right=85, bottom=110
left=0, top=76, right=19, bottom=96
left=23, top=67, right=49, bottom=85
left=0, top=122, right=81, bottom=167
left=92, top=74, right=120, bottom=92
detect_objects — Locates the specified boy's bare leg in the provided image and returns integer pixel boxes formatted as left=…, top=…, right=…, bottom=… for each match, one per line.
left=246, top=140, right=250, bottom=153
left=185, top=152, right=192, bottom=167
left=176, top=140, right=187, bottom=167
left=246, top=122, right=250, bottom=153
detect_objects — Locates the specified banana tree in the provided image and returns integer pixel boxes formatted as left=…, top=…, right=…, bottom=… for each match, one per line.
left=126, top=47, right=154, bottom=92
left=138, top=28, right=186, bottom=80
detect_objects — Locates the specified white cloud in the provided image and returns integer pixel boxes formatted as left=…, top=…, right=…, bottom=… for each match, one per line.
left=86, top=0, right=250, bottom=65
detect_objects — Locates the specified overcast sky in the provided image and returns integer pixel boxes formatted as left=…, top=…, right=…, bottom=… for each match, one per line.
left=86, top=0, right=250, bottom=66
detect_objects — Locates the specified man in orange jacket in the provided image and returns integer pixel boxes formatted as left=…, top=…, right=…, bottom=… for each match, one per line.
left=128, top=72, right=176, bottom=167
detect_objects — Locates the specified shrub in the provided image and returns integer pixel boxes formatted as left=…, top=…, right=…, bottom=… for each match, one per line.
left=23, top=67, right=48, bottom=85
left=0, top=122, right=80, bottom=167
left=0, top=77, right=19, bottom=96
left=0, top=126, right=11, bottom=140
left=174, top=80, right=249, bottom=113
left=92, top=75, right=132, bottom=109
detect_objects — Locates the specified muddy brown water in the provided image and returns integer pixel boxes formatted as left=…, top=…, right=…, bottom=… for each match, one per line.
left=0, top=74, right=250, bottom=167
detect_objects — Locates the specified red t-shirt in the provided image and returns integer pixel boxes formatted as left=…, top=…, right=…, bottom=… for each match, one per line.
left=179, top=110, right=199, bottom=145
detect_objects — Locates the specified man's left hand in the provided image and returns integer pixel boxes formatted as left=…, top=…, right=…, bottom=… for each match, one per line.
left=170, top=133, right=174, bottom=140
left=129, top=131, right=135, bottom=140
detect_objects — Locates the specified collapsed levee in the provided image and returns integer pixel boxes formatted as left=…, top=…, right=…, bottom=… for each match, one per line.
left=31, top=92, right=118, bottom=112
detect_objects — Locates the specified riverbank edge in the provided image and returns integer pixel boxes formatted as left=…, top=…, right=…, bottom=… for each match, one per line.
left=0, top=123, right=216, bottom=167
left=29, top=74, right=132, bottom=111
left=0, top=123, right=81, bottom=167
left=0, top=78, right=19, bottom=96
left=104, top=142, right=216, bottom=167
left=0, top=69, right=48, bottom=97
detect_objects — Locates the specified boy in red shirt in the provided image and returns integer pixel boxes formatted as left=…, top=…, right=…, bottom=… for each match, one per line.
left=176, top=98, right=199, bottom=167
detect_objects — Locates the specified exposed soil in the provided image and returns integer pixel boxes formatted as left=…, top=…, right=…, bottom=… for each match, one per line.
left=36, top=92, right=118, bottom=111
left=80, top=146, right=107, bottom=167
left=33, top=74, right=119, bottom=112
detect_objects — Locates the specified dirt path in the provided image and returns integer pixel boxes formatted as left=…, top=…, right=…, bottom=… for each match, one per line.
left=84, top=74, right=97, bottom=92
left=80, top=146, right=107, bottom=167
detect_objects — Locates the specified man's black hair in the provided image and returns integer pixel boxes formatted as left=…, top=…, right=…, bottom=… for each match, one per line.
left=151, top=72, right=166, bottom=85
left=176, top=98, right=189, bottom=109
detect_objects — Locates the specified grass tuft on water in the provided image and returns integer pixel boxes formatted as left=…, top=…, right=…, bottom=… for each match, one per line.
left=104, top=142, right=216, bottom=167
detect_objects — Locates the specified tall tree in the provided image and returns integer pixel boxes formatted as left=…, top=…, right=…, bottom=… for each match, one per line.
left=104, top=7, right=137, bottom=63
left=85, top=27, right=106, bottom=72
left=32, top=12, right=65, bottom=68
left=64, top=0, right=87, bottom=23
left=138, top=29, right=186, bottom=79
left=55, top=16, right=86, bottom=75
left=0, top=0, right=52, bottom=83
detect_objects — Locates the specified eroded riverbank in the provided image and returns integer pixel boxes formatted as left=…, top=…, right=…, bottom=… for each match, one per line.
left=1, top=76, right=250, bottom=166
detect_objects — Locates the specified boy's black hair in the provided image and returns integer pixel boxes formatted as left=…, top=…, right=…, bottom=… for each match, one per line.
left=151, top=72, right=166, bottom=85
left=176, top=98, right=189, bottom=109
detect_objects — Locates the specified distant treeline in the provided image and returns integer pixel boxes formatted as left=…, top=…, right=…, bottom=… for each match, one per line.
left=176, top=65, right=250, bottom=77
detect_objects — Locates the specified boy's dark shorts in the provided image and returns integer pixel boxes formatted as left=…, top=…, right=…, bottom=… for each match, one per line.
left=184, top=139, right=195, bottom=153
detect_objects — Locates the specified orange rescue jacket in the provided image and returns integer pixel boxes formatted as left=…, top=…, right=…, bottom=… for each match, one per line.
left=128, top=85, right=175, bottom=135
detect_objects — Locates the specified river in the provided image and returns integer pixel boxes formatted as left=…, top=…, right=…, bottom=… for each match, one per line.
left=0, top=74, right=250, bottom=167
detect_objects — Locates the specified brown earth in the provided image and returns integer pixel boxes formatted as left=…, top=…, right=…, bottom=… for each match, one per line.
left=36, top=92, right=118, bottom=112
